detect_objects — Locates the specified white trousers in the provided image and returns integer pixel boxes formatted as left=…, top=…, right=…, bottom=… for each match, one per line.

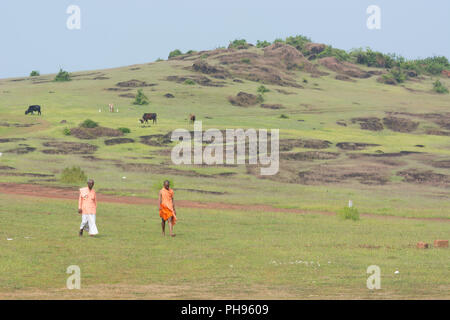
left=80, top=214, right=99, bottom=235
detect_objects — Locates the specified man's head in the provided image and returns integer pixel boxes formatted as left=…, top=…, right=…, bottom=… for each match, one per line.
left=87, top=179, right=95, bottom=190
left=163, top=180, right=170, bottom=190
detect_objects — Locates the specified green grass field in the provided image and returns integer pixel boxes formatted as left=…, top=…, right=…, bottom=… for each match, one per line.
left=0, top=194, right=448, bottom=299
left=0, top=44, right=449, bottom=299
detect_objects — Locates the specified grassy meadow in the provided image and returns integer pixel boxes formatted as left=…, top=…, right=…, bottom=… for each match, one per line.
left=0, top=193, right=448, bottom=299
left=0, top=44, right=449, bottom=298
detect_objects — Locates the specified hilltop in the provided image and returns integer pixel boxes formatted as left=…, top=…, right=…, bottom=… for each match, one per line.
left=0, top=35, right=449, bottom=219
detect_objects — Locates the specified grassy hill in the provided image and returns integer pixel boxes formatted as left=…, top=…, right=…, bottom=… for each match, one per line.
left=1, top=39, right=449, bottom=218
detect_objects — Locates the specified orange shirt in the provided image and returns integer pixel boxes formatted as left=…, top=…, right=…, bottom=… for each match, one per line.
left=160, top=187, right=174, bottom=211
left=159, top=188, right=176, bottom=223
left=79, top=187, right=97, bottom=214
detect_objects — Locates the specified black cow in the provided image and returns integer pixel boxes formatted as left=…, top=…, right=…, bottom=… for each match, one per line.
left=139, top=113, right=157, bottom=124
left=25, top=105, right=41, bottom=115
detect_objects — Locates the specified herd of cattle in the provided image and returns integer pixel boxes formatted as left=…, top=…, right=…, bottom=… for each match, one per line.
left=24, top=105, right=196, bottom=126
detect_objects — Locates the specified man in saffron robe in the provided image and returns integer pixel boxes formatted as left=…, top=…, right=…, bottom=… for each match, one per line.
left=78, top=179, right=98, bottom=237
left=159, top=180, right=177, bottom=237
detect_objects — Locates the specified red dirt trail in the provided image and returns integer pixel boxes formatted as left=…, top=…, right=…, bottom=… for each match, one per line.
left=0, top=183, right=447, bottom=222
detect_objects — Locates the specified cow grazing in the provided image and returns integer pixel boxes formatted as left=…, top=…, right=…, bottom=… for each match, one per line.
left=189, top=114, right=196, bottom=123
left=25, top=105, right=41, bottom=115
left=139, top=113, right=157, bottom=124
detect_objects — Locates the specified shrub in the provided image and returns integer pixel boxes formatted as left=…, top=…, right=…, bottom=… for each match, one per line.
left=152, top=179, right=175, bottom=192
left=134, top=89, right=149, bottom=105
left=186, top=50, right=196, bottom=54
left=60, top=166, right=87, bottom=184
left=256, top=94, right=264, bottom=103
left=30, top=70, right=40, bottom=77
left=256, top=40, right=271, bottom=48
left=257, top=85, right=270, bottom=94
left=303, top=78, right=308, bottom=83
left=317, top=46, right=350, bottom=61
left=183, top=79, right=196, bottom=85
left=279, top=114, right=289, bottom=119
left=433, top=80, right=449, bottom=94
left=168, top=49, right=183, bottom=59
left=80, top=119, right=99, bottom=128
left=284, top=35, right=312, bottom=52
left=63, top=128, right=71, bottom=136
left=389, top=68, right=406, bottom=83
left=118, top=127, right=131, bottom=134
left=337, top=206, right=360, bottom=221
left=155, top=58, right=163, bottom=62
left=54, top=68, right=71, bottom=82
left=241, top=58, right=251, bottom=64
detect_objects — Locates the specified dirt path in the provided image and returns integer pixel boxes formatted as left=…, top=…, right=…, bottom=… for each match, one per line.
left=0, top=183, right=447, bottom=222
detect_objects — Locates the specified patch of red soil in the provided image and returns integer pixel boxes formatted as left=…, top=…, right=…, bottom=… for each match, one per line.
left=0, top=183, right=446, bottom=222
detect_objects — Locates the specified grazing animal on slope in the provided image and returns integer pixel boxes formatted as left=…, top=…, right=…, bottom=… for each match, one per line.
left=25, top=105, right=41, bottom=115
left=139, top=113, right=157, bottom=124
left=189, top=114, right=196, bottom=123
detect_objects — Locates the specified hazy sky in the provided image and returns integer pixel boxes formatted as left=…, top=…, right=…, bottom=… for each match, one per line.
left=0, top=0, right=449, bottom=78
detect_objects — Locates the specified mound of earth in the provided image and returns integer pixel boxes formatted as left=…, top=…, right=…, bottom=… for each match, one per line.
left=228, top=92, right=260, bottom=106
left=298, top=165, right=390, bottom=185
left=260, top=104, right=284, bottom=109
left=432, top=160, right=450, bottom=168
left=377, top=76, right=397, bottom=85
left=69, top=126, right=124, bottom=140
left=166, top=75, right=225, bottom=87
left=335, top=75, right=355, bottom=82
left=0, top=138, right=26, bottom=143
left=116, top=80, right=156, bottom=87
left=336, top=142, right=381, bottom=150
left=140, top=133, right=172, bottom=147
left=192, top=60, right=230, bottom=79
left=212, top=43, right=321, bottom=87
left=41, top=142, right=98, bottom=154
left=351, top=117, right=384, bottom=131
left=119, top=93, right=136, bottom=98
left=0, top=166, right=15, bottom=170
left=280, top=138, right=331, bottom=151
left=397, top=169, right=450, bottom=187
left=275, top=89, right=296, bottom=95
left=349, top=151, right=421, bottom=159
left=425, top=129, right=450, bottom=136
left=281, top=151, right=339, bottom=161
left=318, top=57, right=371, bottom=78
left=104, top=138, right=135, bottom=146
left=304, top=43, right=326, bottom=55
left=383, top=116, right=419, bottom=132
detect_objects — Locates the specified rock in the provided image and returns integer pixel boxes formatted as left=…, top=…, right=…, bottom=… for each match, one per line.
left=304, top=43, right=326, bottom=55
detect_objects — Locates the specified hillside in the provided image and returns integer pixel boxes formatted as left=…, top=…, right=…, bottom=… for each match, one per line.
left=0, top=39, right=449, bottom=219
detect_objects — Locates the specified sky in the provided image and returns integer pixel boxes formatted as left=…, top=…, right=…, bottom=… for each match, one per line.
left=0, top=0, right=449, bottom=78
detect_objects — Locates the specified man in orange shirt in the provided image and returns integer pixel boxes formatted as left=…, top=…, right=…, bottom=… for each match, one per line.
left=159, top=180, right=177, bottom=237
left=78, top=179, right=98, bottom=237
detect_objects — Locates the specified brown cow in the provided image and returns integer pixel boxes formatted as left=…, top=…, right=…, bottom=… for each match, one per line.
left=139, top=113, right=157, bottom=124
